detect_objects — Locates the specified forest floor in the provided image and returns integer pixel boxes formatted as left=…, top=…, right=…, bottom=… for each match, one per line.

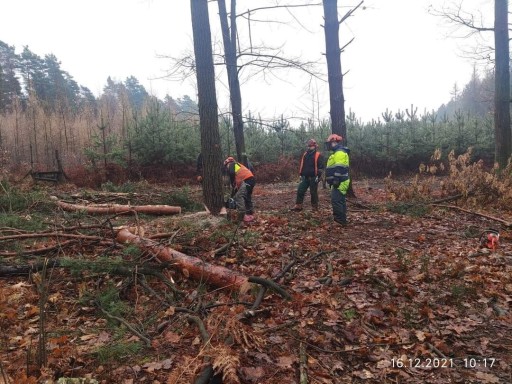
left=1, top=178, right=511, bottom=384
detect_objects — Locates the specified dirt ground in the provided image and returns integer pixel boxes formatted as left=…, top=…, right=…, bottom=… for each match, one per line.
left=1, top=178, right=511, bottom=383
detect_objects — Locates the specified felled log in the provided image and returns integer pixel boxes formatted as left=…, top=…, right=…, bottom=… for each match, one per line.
left=56, top=201, right=181, bottom=215
left=116, top=228, right=251, bottom=293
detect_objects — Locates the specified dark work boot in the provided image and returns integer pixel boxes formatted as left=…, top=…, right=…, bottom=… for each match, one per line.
left=290, top=203, right=303, bottom=212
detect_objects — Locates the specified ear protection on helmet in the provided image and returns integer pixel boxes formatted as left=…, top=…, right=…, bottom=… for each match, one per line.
left=326, top=134, right=342, bottom=143
left=223, top=156, right=235, bottom=166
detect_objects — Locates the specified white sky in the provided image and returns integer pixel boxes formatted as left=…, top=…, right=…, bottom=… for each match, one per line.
left=1, top=0, right=494, bottom=123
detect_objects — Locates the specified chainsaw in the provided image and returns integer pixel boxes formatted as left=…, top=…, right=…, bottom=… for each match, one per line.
left=479, top=229, right=499, bottom=251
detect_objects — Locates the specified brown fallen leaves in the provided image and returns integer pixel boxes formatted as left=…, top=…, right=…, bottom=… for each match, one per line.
left=1, top=180, right=511, bottom=383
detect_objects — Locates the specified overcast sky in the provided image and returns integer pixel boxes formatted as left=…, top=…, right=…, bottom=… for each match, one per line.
left=1, top=0, right=494, bottom=123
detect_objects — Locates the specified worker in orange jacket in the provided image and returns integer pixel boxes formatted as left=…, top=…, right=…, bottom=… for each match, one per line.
left=223, top=157, right=256, bottom=223
left=291, top=139, right=325, bottom=212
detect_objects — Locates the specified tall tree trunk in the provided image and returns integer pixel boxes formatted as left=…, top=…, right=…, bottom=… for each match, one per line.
left=323, top=0, right=357, bottom=198
left=218, top=0, right=248, bottom=166
left=31, top=107, right=39, bottom=163
left=494, top=0, right=511, bottom=169
left=191, top=0, right=224, bottom=214
left=322, top=0, right=347, bottom=142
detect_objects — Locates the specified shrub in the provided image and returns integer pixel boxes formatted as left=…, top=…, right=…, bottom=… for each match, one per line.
left=0, top=181, right=49, bottom=213
left=161, top=186, right=204, bottom=212
left=254, top=155, right=296, bottom=183
left=386, top=148, right=512, bottom=210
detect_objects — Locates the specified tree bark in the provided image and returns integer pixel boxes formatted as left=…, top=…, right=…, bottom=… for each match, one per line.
left=322, top=0, right=347, bottom=140
left=56, top=201, right=181, bottom=215
left=218, top=0, right=248, bottom=167
left=493, top=0, right=511, bottom=169
left=116, top=228, right=251, bottom=293
left=191, top=0, right=225, bottom=215
left=323, top=0, right=362, bottom=198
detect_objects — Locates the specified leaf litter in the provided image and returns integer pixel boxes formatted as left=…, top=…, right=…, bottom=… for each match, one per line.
left=0, top=179, right=510, bottom=383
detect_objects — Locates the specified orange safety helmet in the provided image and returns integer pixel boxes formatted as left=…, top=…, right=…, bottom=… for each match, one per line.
left=307, top=139, right=318, bottom=147
left=326, top=134, right=343, bottom=143
left=223, top=156, right=235, bottom=166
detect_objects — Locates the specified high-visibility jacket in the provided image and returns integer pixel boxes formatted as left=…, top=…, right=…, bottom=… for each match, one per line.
left=299, top=150, right=324, bottom=177
left=227, top=162, right=254, bottom=189
left=325, top=145, right=350, bottom=194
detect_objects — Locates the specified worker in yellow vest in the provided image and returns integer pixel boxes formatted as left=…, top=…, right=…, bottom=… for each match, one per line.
left=324, top=134, right=350, bottom=226
left=223, top=157, right=256, bottom=223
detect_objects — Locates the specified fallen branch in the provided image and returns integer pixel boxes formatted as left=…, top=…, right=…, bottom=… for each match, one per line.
left=0, top=240, right=78, bottom=257
left=148, top=229, right=181, bottom=242
left=56, top=201, right=181, bottom=215
left=98, top=307, right=151, bottom=347
left=317, top=262, right=333, bottom=285
left=0, top=232, right=109, bottom=242
left=347, top=199, right=374, bottom=210
left=248, top=276, right=291, bottom=300
left=429, top=193, right=463, bottom=204
left=250, top=259, right=298, bottom=311
left=488, top=297, right=508, bottom=317
left=427, top=342, right=447, bottom=359
left=432, top=204, right=512, bottom=227
left=187, top=315, right=214, bottom=384
left=299, top=342, right=308, bottom=384
left=213, top=218, right=242, bottom=257
left=0, top=360, right=9, bottom=384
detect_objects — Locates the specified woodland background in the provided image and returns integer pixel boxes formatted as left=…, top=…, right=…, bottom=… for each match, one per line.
left=0, top=39, right=500, bottom=185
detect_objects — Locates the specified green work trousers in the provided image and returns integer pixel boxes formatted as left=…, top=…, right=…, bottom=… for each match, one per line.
left=296, top=176, right=319, bottom=207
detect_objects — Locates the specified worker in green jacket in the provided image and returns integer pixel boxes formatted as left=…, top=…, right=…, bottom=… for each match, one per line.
left=324, top=134, right=350, bottom=226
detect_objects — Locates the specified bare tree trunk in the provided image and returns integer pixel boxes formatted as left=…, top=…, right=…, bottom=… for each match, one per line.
left=493, top=0, right=511, bottom=169
left=322, top=0, right=347, bottom=141
left=31, top=106, right=39, bottom=163
left=323, top=0, right=362, bottom=198
left=14, top=98, right=21, bottom=161
left=218, top=0, right=248, bottom=166
left=432, top=0, right=511, bottom=168
left=191, top=0, right=225, bottom=215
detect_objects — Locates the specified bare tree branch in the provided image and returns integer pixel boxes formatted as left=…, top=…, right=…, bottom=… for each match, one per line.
left=339, top=0, right=365, bottom=24
left=429, top=2, right=494, bottom=36
left=428, top=1, right=495, bottom=63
